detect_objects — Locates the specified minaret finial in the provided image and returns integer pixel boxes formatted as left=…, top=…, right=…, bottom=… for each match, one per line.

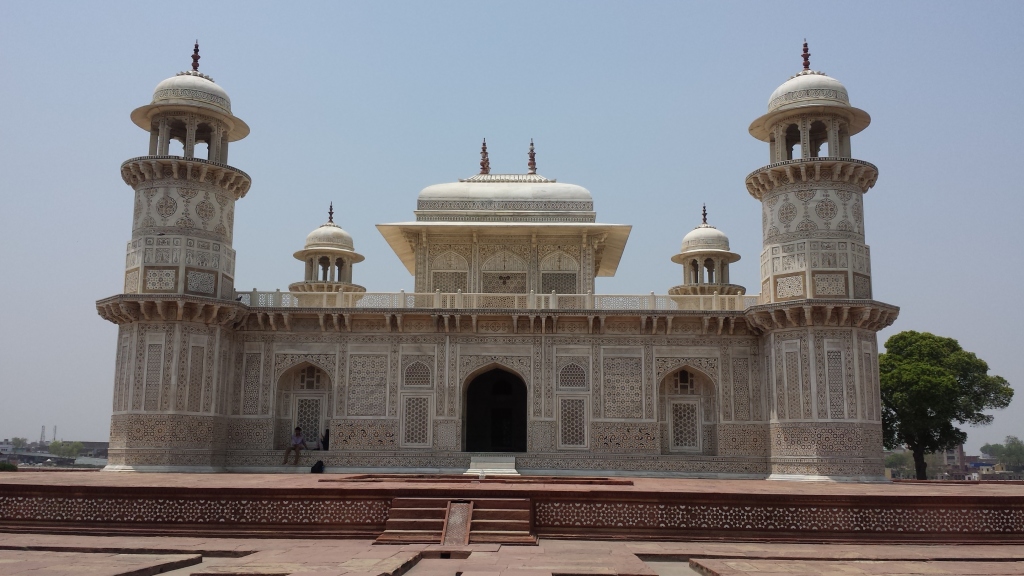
left=702, top=203, right=708, bottom=225
left=527, top=139, right=537, bottom=174
left=328, top=202, right=334, bottom=223
left=192, top=40, right=201, bottom=71
left=479, top=138, right=490, bottom=175
left=802, top=39, right=810, bottom=71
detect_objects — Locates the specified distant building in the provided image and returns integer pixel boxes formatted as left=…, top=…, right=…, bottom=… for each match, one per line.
left=0, top=440, right=12, bottom=454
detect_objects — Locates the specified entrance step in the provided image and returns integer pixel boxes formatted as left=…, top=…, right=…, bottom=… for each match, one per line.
left=464, top=455, right=519, bottom=476
left=374, top=497, right=536, bottom=545
left=469, top=498, right=536, bottom=545
left=374, top=498, right=448, bottom=545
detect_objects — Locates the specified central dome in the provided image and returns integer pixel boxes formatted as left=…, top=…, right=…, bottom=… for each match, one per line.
left=415, top=173, right=596, bottom=223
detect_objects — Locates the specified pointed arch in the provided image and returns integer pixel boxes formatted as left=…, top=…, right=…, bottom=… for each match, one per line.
left=481, top=250, right=528, bottom=272
left=540, top=250, right=579, bottom=271
left=273, top=354, right=337, bottom=381
left=557, top=362, right=588, bottom=389
left=431, top=251, right=469, bottom=271
left=461, top=359, right=530, bottom=389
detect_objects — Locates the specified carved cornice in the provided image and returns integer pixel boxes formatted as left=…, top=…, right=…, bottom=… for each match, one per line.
left=744, top=299, right=899, bottom=332
left=745, top=158, right=877, bottom=200
left=96, top=294, right=248, bottom=327
left=233, top=306, right=755, bottom=337
left=120, top=156, right=251, bottom=199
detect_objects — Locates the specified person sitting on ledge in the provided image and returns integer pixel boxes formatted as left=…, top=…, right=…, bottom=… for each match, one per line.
left=282, top=427, right=307, bottom=465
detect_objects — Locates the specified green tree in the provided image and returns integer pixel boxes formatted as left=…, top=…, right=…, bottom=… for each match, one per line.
left=880, top=331, right=1012, bottom=480
left=981, top=442, right=1005, bottom=459
left=998, top=436, right=1024, bottom=471
left=10, top=438, right=27, bottom=452
left=65, top=441, right=83, bottom=459
left=48, top=441, right=83, bottom=459
left=884, top=451, right=913, bottom=478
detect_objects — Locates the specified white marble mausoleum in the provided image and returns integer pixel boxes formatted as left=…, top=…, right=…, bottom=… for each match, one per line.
left=97, top=43, right=898, bottom=479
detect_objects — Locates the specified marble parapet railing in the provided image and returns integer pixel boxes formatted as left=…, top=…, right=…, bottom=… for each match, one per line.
left=745, top=157, right=878, bottom=199
left=236, top=290, right=760, bottom=312
left=120, top=155, right=252, bottom=199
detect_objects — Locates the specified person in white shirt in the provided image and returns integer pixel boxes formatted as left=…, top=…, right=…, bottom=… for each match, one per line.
left=282, top=427, right=307, bottom=465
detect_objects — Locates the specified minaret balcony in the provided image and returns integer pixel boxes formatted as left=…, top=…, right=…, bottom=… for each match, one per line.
left=745, top=157, right=877, bottom=200
left=120, top=155, right=251, bottom=199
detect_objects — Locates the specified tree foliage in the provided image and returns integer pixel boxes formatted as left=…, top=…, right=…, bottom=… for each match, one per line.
left=48, top=441, right=84, bottom=459
left=880, top=330, right=1012, bottom=480
left=980, top=436, right=1024, bottom=471
left=884, top=451, right=913, bottom=477
left=10, top=438, right=27, bottom=451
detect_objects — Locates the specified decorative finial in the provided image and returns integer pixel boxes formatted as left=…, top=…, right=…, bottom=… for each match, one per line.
left=527, top=139, right=537, bottom=174
left=479, top=138, right=490, bottom=175
left=328, top=202, right=334, bottom=223
left=802, top=39, right=810, bottom=71
left=192, top=41, right=201, bottom=71
left=702, top=203, right=708, bottom=225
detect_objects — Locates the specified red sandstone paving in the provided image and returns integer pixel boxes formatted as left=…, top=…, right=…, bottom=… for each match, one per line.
left=690, top=558, right=1024, bottom=575
left=0, top=550, right=201, bottom=575
left=6, top=534, right=1024, bottom=575
left=3, top=472, right=1024, bottom=497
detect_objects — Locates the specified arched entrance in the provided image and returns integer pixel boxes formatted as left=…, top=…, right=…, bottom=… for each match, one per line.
left=464, top=368, right=527, bottom=452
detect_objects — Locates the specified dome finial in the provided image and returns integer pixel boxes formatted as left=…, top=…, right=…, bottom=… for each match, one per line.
left=702, top=203, right=708, bottom=225
left=802, top=39, right=810, bottom=71
left=192, top=40, right=201, bottom=72
left=527, top=139, right=537, bottom=174
left=328, top=202, right=334, bottom=223
left=479, top=138, right=490, bottom=175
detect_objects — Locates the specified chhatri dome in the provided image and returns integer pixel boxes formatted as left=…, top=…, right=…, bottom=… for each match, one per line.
left=749, top=41, right=869, bottom=142
left=669, top=205, right=744, bottom=296
left=129, top=42, right=250, bottom=147
left=289, top=204, right=365, bottom=295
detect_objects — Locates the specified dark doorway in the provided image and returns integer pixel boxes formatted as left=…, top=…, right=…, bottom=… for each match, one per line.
left=464, top=369, right=528, bottom=452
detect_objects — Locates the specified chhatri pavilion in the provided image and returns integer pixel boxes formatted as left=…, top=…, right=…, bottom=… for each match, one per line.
left=97, top=42, right=898, bottom=480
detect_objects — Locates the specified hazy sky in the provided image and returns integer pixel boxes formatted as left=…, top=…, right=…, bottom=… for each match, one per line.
left=1, top=2, right=1021, bottom=453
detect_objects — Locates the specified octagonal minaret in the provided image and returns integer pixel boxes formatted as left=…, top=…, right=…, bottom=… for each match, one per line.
left=747, top=42, right=875, bottom=303
left=120, top=43, right=251, bottom=300
left=744, top=43, right=898, bottom=481
left=98, top=45, right=252, bottom=472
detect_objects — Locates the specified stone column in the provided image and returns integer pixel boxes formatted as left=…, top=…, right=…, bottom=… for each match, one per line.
left=209, top=127, right=222, bottom=162
left=157, top=118, right=170, bottom=156
left=184, top=116, right=197, bottom=158
left=828, top=118, right=840, bottom=158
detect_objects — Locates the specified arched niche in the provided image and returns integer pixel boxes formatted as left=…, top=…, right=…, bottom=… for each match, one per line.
left=274, top=362, right=333, bottom=450
left=481, top=250, right=528, bottom=293
left=658, top=366, right=717, bottom=455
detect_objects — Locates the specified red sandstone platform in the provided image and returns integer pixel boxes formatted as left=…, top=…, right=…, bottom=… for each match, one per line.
left=4, top=533, right=1024, bottom=575
left=2, top=472, right=1024, bottom=545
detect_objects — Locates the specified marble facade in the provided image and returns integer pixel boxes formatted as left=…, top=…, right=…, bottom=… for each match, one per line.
left=97, top=44, right=898, bottom=480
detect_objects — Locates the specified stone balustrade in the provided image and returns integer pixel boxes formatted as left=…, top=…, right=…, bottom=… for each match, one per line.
left=744, top=157, right=878, bottom=199
left=236, top=290, right=760, bottom=311
left=120, top=155, right=252, bottom=199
